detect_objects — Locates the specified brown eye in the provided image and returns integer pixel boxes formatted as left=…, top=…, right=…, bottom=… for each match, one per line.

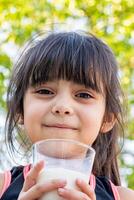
left=76, top=92, right=93, bottom=99
left=36, top=89, right=54, bottom=95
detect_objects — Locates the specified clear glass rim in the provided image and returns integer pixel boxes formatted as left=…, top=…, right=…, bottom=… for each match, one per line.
left=34, top=138, right=95, bottom=154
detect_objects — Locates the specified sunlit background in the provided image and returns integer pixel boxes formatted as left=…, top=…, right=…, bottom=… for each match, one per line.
left=0, top=0, right=134, bottom=189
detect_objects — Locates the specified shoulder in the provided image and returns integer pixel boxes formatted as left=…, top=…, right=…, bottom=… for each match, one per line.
left=0, top=172, right=4, bottom=195
left=0, top=166, right=25, bottom=198
left=117, top=186, right=134, bottom=200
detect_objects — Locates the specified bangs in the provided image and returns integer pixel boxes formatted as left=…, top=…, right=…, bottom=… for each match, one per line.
left=23, top=32, right=108, bottom=93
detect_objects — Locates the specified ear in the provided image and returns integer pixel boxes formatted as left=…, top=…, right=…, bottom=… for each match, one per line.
left=100, top=113, right=116, bottom=133
left=18, top=114, right=24, bottom=125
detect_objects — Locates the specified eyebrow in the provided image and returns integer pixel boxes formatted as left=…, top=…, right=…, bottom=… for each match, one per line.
left=29, top=79, right=104, bottom=94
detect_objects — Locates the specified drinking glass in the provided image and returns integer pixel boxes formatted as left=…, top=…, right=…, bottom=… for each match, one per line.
left=33, top=139, right=95, bottom=200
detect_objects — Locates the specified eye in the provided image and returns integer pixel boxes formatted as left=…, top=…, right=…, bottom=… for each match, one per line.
left=75, top=92, right=93, bottom=99
left=36, top=89, right=54, bottom=95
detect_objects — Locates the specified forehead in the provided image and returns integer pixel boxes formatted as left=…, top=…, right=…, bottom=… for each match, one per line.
left=18, top=32, right=112, bottom=96
left=29, top=37, right=104, bottom=92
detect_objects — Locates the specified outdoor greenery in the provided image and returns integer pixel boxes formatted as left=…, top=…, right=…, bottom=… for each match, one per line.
left=0, top=0, right=134, bottom=188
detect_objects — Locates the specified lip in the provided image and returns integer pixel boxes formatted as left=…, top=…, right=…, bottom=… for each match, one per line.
left=44, top=123, right=77, bottom=130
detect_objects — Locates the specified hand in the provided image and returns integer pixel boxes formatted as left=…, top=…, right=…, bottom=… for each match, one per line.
left=57, top=179, right=96, bottom=200
left=18, top=161, right=67, bottom=200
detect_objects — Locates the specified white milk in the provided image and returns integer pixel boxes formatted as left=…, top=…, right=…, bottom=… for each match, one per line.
left=37, top=167, right=88, bottom=200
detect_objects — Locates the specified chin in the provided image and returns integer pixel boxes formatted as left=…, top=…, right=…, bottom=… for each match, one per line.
left=38, top=135, right=78, bottom=141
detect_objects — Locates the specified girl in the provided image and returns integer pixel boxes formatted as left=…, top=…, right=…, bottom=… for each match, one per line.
left=0, top=31, right=134, bottom=200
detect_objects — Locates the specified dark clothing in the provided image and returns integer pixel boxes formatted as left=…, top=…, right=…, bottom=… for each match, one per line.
left=1, top=166, right=24, bottom=200
left=0, top=166, right=117, bottom=200
left=95, top=176, right=115, bottom=200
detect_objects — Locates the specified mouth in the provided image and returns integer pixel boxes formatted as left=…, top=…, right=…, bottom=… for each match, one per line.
left=43, top=124, right=77, bottom=130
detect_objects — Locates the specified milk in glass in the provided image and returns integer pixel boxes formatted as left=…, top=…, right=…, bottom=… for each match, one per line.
left=38, top=167, right=88, bottom=200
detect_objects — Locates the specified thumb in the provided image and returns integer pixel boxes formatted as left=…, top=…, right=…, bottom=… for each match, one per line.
left=22, top=160, right=44, bottom=192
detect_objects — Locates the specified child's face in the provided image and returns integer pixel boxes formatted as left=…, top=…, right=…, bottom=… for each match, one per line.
left=23, top=79, right=106, bottom=146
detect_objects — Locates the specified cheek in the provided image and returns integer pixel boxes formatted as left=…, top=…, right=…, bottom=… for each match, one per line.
left=80, top=108, right=105, bottom=144
left=82, top=107, right=104, bottom=127
left=23, top=101, right=45, bottom=129
left=24, top=100, right=47, bottom=118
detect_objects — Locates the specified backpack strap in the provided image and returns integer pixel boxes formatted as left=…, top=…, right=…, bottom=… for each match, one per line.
left=23, top=164, right=31, bottom=179
left=110, top=180, right=120, bottom=200
left=0, top=164, right=31, bottom=199
left=90, top=174, right=96, bottom=190
left=0, top=171, right=11, bottom=198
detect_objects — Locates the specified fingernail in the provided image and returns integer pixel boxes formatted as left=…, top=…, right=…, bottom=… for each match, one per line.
left=52, top=179, right=67, bottom=185
left=76, top=178, right=83, bottom=184
left=58, top=188, right=65, bottom=195
left=39, top=160, right=44, bottom=165
left=59, top=180, right=67, bottom=185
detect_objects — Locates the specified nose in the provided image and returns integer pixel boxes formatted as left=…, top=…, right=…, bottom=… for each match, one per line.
left=51, top=102, right=74, bottom=116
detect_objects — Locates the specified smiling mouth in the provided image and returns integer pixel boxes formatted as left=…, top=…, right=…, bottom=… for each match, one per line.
left=44, top=124, right=77, bottom=130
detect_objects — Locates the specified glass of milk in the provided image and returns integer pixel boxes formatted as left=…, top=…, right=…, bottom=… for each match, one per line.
left=33, top=139, right=95, bottom=200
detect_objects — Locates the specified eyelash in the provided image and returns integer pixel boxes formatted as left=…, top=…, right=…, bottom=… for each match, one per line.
left=36, top=89, right=54, bottom=95
left=35, top=89, right=93, bottom=99
left=75, top=92, right=93, bottom=99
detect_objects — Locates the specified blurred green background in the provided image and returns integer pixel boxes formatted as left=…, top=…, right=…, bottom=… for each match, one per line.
left=0, top=0, right=134, bottom=188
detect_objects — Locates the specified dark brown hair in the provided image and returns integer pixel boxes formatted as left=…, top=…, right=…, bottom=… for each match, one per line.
left=6, top=31, right=124, bottom=185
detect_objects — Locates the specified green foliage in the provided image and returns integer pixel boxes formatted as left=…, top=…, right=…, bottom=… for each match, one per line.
left=127, top=166, right=134, bottom=189
left=0, top=0, right=134, bottom=187
left=120, top=153, right=134, bottom=189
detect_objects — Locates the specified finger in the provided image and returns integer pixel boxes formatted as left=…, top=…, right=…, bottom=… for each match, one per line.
left=22, top=160, right=44, bottom=192
left=76, top=179, right=96, bottom=200
left=58, top=188, right=90, bottom=200
left=21, top=179, right=67, bottom=200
